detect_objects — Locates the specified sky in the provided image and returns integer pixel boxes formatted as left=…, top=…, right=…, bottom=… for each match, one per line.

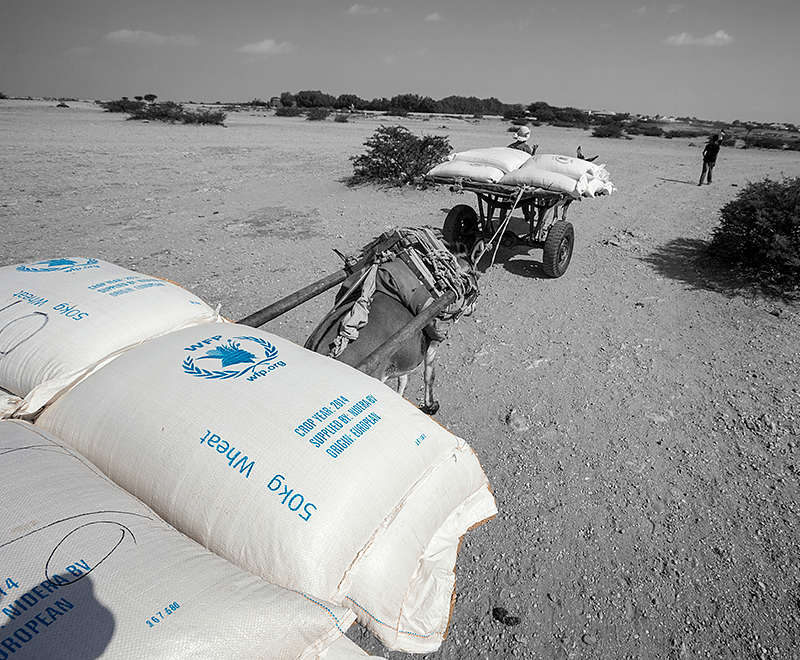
left=1, top=0, right=798, bottom=124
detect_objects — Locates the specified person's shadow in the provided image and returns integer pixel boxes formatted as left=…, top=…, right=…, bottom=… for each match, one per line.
left=1, top=576, right=114, bottom=659
left=656, top=176, right=699, bottom=186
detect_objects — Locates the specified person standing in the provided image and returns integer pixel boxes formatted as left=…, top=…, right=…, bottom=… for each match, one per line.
left=507, top=126, right=537, bottom=155
left=699, top=133, right=721, bottom=185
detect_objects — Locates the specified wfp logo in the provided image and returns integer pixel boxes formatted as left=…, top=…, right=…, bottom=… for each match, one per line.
left=183, top=335, right=286, bottom=381
left=17, top=258, right=99, bottom=272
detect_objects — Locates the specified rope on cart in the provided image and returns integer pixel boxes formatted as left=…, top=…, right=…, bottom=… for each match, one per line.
left=486, top=187, right=526, bottom=267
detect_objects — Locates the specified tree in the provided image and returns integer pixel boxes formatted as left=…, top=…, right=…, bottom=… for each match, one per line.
left=334, top=93, right=365, bottom=111
left=527, top=101, right=555, bottom=122
left=294, top=90, right=335, bottom=108
left=144, top=94, right=157, bottom=103
left=279, top=91, right=295, bottom=107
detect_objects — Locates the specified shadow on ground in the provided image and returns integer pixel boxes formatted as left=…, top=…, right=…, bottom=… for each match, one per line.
left=656, top=176, right=700, bottom=186
left=474, top=245, right=551, bottom=281
left=640, top=237, right=797, bottom=303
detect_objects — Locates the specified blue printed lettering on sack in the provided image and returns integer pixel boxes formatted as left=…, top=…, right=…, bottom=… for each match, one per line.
left=86, top=276, right=167, bottom=297
left=15, top=258, right=99, bottom=273
left=183, top=335, right=286, bottom=381
left=267, top=474, right=317, bottom=521
left=200, top=430, right=255, bottom=478
left=292, top=394, right=383, bottom=459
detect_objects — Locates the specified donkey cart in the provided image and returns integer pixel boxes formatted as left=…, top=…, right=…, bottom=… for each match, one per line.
left=426, top=177, right=576, bottom=278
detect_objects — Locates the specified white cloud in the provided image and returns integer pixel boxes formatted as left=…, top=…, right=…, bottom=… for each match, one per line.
left=383, top=54, right=398, bottom=65
left=346, top=5, right=390, bottom=16
left=636, top=6, right=648, bottom=15
left=665, top=30, right=733, bottom=46
left=667, top=3, right=684, bottom=14
left=104, top=29, right=199, bottom=46
left=426, top=13, right=443, bottom=21
left=237, top=39, right=296, bottom=55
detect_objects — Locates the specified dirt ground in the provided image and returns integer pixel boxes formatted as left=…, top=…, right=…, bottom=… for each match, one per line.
left=2, top=99, right=799, bottom=660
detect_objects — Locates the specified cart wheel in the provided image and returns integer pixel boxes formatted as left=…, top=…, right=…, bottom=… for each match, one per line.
left=542, top=221, right=574, bottom=278
left=443, top=204, right=479, bottom=251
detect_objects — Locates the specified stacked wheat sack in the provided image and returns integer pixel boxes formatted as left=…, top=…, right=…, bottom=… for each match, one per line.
left=0, top=257, right=496, bottom=657
left=426, top=147, right=616, bottom=198
left=0, top=420, right=357, bottom=660
left=0, top=258, right=223, bottom=418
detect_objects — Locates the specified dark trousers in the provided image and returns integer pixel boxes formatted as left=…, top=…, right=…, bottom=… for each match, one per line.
left=699, top=160, right=716, bottom=184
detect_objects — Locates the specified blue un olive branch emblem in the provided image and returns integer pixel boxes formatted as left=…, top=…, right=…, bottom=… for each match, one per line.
left=183, top=336, right=279, bottom=380
left=17, top=258, right=99, bottom=272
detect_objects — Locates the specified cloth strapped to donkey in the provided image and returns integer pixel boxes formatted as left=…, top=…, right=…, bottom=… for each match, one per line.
left=327, top=227, right=478, bottom=358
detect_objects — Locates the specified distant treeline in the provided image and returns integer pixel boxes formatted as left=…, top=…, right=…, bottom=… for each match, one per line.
left=273, top=90, right=609, bottom=123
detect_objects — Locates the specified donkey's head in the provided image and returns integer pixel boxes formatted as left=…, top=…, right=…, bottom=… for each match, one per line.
left=443, top=238, right=483, bottom=320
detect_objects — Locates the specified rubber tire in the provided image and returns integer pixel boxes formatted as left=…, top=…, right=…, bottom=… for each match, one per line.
left=443, top=204, right=479, bottom=251
left=542, top=221, right=574, bottom=278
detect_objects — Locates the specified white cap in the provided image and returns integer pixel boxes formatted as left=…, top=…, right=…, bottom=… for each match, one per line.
left=516, top=126, right=531, bottom=141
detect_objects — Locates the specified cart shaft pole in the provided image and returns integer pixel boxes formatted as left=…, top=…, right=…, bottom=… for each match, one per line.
left=237, top=232, right=403, bottom=328
left=236, top=269, right=350, bottom=327
left=356, top=290, right=456, bottom=377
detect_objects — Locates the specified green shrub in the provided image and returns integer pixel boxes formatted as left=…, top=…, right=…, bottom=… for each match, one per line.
left=334, top=113, right=350, bottom=123
left=275, top=106, right=303, bottom=117
left=307, top=107, right=331, bottom=121
left=708, top=177, right=800, bottom=287
left=349, top=125, right=451, bottom=186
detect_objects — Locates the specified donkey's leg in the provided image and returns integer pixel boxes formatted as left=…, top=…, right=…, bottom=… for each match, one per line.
left=395, top=374, right=409, bottom=397
left=419, top=341, right=440, bottom=415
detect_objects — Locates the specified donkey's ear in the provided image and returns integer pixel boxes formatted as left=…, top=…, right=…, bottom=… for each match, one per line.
left=469, top=240, right=487, bottom=268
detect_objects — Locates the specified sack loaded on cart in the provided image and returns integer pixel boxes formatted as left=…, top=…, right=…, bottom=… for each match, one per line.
left=425, top=147, right=616, bottom=277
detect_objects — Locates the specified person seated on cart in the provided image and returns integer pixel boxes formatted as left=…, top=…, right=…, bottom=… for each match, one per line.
left=507, top=125, right=537, bottom=155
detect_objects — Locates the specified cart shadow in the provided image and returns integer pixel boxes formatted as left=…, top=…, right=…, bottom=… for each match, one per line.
left=474, top=215, right=552, bottom=280
left=477, top=247, right=551, bottom=280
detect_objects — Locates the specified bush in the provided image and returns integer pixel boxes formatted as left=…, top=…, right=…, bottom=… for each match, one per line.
left=349, top=125, right=451, bottom=186
left=181, top=108, right=227, bottom=125
left=708, top=177, right=800, bottom=287
left=741, top=135, right=800, bottom=151
left=129, top=101, right=184, bottom=122
left=124, top=101, right=226, bottom=125
left=334, top=114, right=350, bottom=123
left=626, top=122, right=664, bottom=137
left=99, top=98, right=145, bottom=114
left=307, top=107, right=331, bottom=121
left=385, top=107, right=409, bottom=117
left=275, top=106, right=303, bottom=117
left=592, top=122, right=624, bottom=138
left=666, top=129, right=709, bottom=139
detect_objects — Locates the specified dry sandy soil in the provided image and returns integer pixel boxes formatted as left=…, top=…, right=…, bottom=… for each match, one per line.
left=2, top=99, right=799, bottom=660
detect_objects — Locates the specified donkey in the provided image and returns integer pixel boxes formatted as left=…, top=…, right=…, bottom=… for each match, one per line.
left=305, top=238, right=482, bottom=415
